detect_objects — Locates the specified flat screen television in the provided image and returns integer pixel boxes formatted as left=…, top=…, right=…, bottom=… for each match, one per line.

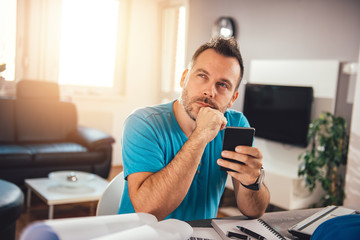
left=243, top=83, right=313, bottom=147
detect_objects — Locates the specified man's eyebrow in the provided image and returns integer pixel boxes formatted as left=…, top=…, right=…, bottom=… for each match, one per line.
left=195, top=68, right=210, bottom=75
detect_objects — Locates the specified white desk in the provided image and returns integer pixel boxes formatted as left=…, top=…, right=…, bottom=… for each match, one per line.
left=25, top=176, right=108, bottom=219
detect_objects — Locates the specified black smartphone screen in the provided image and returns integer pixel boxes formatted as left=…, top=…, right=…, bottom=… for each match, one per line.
left=220, top=127, right=255, bottom=171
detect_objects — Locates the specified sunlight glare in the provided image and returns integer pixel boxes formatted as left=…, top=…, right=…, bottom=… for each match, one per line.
left=174, top=6, right=186, bottom=92
left=59, top=0, right=119, bottom=87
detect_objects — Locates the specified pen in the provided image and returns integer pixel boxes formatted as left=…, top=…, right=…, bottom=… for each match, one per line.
left=227, top=231, right=249, bottom=239
left=237, top=226, right=267, bottom=240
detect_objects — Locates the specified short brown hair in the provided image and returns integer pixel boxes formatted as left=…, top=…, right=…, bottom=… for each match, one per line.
left=188, top=37, right=244, bottom=91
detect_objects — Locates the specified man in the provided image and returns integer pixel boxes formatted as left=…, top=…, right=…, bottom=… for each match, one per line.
left=118, top=37, right=270, bottom=221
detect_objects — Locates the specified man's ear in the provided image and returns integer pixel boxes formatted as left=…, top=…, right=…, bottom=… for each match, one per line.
left=180, top=69, right=189, bottom=88
left=228, top=90, right=239, bottom=108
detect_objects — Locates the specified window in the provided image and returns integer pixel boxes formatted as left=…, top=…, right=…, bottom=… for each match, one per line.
left=0, top=0, right=17, bottom=81
left=159, top=1, right=187, bottom=102
left=174, top=6, right=186, bottom=92
left=59, top=0, right=119, bottom=88
left=59, top=0, right=127, bottom=95
left=13, top=0, right=129, bottom=97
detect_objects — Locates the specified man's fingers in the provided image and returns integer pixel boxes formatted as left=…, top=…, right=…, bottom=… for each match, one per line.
left=221, top=150, right=262, bottom=169
left=235, top=146, right=263, bottom=159
left=219, top=117, right=228, bottom=131
left=217, top=158, right=260, bottom=184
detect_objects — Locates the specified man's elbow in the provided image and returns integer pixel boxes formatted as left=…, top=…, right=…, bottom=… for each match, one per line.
left=242, top=207, right=267, bottom=219
left=237, top=193, right=270, bottom=218
left=131, top=198, right=166, bottom=221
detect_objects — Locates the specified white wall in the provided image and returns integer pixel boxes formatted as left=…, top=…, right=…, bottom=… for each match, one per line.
left=344, top=48, right=360, bottom=210
left=187, top=0, right=360, bottom=68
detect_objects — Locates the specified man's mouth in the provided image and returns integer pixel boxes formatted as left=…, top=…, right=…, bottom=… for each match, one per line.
left=195, top=98, right=218, bottom=110
left=197, top=101, right=212, bottom=108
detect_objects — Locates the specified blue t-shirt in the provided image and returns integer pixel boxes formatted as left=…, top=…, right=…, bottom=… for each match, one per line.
left=118, top=101, right=250, bottom=221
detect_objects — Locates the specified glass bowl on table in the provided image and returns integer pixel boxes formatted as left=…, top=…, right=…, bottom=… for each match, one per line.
left=48, top=171, right=96, bottom=188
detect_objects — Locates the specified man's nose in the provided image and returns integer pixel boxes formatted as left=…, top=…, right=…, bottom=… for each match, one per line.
left=203, top=83, right=215, bottom=98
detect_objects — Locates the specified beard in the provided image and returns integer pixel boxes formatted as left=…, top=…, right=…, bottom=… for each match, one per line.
left=179, top=87, right=229, bottom=121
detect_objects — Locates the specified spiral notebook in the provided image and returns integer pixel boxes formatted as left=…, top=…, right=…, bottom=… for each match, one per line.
left=211, top=218, right=286, bottom=240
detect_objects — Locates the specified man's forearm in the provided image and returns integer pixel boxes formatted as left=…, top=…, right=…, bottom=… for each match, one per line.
left=129, top=131, right=208, bottom=220
left=233, top=179, right=270, bottom=218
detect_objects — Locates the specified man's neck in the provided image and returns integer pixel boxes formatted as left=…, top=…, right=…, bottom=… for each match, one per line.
left=173, top=99, right=196, bottom=138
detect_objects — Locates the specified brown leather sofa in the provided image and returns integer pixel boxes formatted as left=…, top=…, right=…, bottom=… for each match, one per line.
left=0, top=80, right=115, bottom=186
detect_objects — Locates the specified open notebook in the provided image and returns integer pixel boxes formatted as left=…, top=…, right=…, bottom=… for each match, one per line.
left=211, top=218, right=286, bottom=240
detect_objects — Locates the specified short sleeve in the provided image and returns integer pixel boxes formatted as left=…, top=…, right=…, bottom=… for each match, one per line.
left=225, top=109, right=251, bottom=128
left=121, top=113, right=166, bottom=179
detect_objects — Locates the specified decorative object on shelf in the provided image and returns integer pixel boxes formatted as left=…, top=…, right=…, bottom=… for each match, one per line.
left=298, top=112, right=349, bottom=206
left=0, top=63, right=16, bottom=97
left=0, top=63, right=5, bottom=73
left=49, top=171, right=96, bottom=188
left=211, top=17, right=237, bottom=38
left=0, top=63, right=6, bottom=95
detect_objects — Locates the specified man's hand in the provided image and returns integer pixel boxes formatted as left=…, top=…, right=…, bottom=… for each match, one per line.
left=192, top=107, right=227, bottom=143
left=217, top=146, right=263, bottom=185
left=217, top=146, right=270, bottom=218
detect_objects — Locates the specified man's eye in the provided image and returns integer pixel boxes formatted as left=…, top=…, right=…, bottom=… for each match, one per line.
left=217, top=82, right=228, bottom=89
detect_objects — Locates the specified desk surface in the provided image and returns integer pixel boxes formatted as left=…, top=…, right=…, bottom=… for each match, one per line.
left=189, top=208, right=320, bottom=239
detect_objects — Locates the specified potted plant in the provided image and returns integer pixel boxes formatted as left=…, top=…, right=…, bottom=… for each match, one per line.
left=298, top=112, right=349, bottom=206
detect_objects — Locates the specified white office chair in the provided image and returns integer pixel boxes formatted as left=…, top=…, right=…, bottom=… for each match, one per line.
left=96, top=171, right=124, bottom=216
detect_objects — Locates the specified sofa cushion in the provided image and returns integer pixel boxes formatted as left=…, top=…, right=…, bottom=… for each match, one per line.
left=33, top=152, right=106, bottom=166
left=24, top=143, right=106, bottom=165
left=15, top=101, right=77, bottom=143
left=25, top=143, right=87, bottom=154
left=0, top=145, right=32, bottom=167
left=0, top=99, right=15, bottom=143
left=16, top=80, right=59, bottom=100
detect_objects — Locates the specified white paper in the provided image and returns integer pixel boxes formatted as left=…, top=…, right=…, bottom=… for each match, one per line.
left=20, top=213, right=195, bottom=240
left=92, top=219, right=193, bottom=240
left=20, top=213, right=157, bottom=240
left=191, top=227, right=222, bottom=240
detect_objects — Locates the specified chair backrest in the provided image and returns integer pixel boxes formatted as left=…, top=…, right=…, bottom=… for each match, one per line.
left=96, top=172, right=124, bottom=216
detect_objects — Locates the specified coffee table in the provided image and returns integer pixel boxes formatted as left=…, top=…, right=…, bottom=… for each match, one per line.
left=25, top=175, right=109, bottom=219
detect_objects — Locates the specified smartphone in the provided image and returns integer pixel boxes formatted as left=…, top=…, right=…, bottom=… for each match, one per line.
left=220, top=127, right=255, bottom=171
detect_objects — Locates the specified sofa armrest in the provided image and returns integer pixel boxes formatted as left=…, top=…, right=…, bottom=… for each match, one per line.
left=68, top=126, right=115, bottom=150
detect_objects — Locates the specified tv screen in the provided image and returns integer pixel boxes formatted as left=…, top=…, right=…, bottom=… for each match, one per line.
left=243, top=83, right=313, bottom=147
